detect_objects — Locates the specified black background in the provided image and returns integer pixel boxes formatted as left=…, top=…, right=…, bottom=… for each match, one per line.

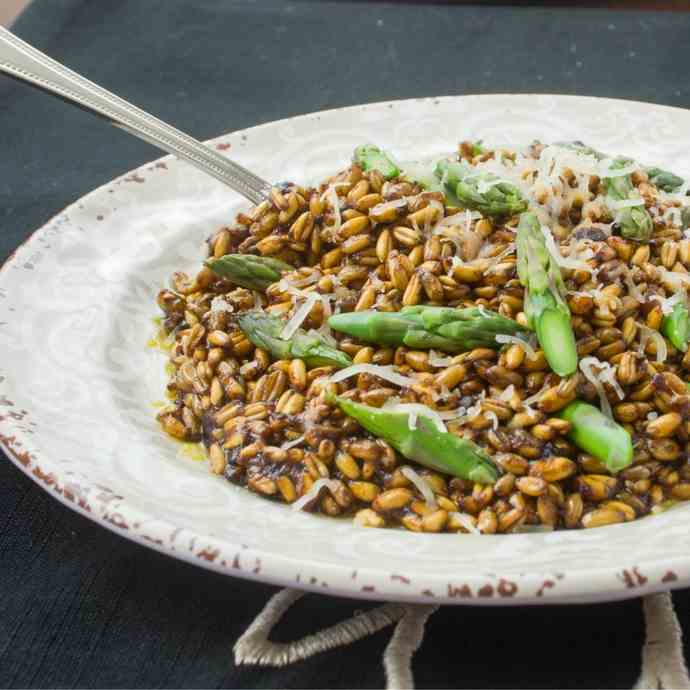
left=2, top=1, right=690, bottom=687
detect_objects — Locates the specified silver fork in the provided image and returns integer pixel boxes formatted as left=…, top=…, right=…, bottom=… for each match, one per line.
left=0, top=26, right=273, bottom=205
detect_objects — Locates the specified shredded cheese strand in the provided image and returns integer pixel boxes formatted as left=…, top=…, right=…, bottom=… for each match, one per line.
left=330, top=364, right=417, bottom=388
left=292, top=479, right=344, bottom=512
left=450, top=512, right=480, bottom=535
left=381, top=402, right=447, bottom=433
left=495, top=334, right=538, bottom=360
left=281, top=292, right=320, bottom=340
left=400, top=466, right=438, bottom=509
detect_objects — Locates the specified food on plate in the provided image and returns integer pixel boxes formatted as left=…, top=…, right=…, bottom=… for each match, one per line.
left=237, top=310, right=352, bottom=369
left=326, top=391, right=498, bottom=484
left=435, top=159, right=528, bottom=218
left=328, top=305, right=527, bottom=352
left=154, top=139, right=690, bottom=534
left=205, top=254, right=293, bottom=291
left=516, top=211, right=578, bottom=376
left=354, top=144, right=400, bottom=180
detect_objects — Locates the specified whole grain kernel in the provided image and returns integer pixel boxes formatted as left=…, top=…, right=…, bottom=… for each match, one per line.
left=516, top=476, right=548, bottom=497
left=336, top=452, right=360, bottom=480
left=277, top=476, right=297, bottom=503
left=372, top=488, right=413, bottom=511
left=354, top=509, right=385, bottom=528
left=581, top=508, right=625, bottom=529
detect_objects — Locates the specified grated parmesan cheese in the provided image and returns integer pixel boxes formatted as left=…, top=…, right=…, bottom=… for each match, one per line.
left=649, top=290, right=685, bottom=316
left=485, top=243, right=517, bottom=273
left=381, top=401, right=447, bottom=432
left=210, top=296, right=234, bottom=313
left=281, top=292, right=320, bottom=340
left=522, top=380, right=550, bottom=408
left=485, top=410, right=499, bottom=430
left=370, top=198, right=407, bottom=218
left=637, top=323, right=668, bottom=363
left=292, top=478, right=344, bottom=512
left=281, top=434, right=305, bottom=451
left=623, top=267, right=644, bottom=303
left=428, top=350, right=454, bottom=367
left=289, top=272, right=322, bottom=288
left=657, top=267, right=690, bottom=291
left=320, top=184, right=344, bottom=234
left=400, top=466, right=438, bottom=509
left=579, top=356, right=624, bottom=419
left=432, top=210, right=482, bottom=232
left=330, top=364, right=417, bottom=389
left=450, top=512, right=480, bottom=535
left=662, top=207, right=683, bottom=227
left=495, top=334, right=538, bottom=360
left=463, top=390, right=486, bottom=421
left=541, top=225, right=593, bottom=273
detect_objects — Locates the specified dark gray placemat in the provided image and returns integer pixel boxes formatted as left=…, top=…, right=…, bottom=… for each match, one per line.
left=1, top=1, right=688, bottom=688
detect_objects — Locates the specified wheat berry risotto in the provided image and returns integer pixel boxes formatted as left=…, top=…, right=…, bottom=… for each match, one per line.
left=155, top=141, right=690, bottom=534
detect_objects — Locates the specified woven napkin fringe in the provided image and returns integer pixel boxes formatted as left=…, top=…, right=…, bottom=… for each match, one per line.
left=635, top=592, right=690, bottom=690
left=235, top=588, right=688, bottom=689
left=234, top=588, right=437, bottom=688
left=383, top=602, right=439, bottom=690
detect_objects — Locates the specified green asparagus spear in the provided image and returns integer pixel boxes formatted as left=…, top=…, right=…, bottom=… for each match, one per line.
left=237, top=310, right=351, bottom=369
left=328, top=305, right=527, bottom=352
left=516, top=212, right=578, bottom=377
left=205, top=254, right=292, bottom=291
left=603, top=158, right=654, bottom=242
left=661, top=300, right=690, bottom=352
left=354, top=145, right=400, bottom=180
left=400, top=160, right=462, bottom=206
left=326, top=393, right=498, bottom=483
left=435, top=159, right=527, bottom=218
left=646, top=167, right=685, bottom=193
left=557, top=400, right=633, bottom=474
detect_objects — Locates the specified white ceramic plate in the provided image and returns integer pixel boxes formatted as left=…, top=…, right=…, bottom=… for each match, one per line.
left=2, top=94, right=690, bottom=606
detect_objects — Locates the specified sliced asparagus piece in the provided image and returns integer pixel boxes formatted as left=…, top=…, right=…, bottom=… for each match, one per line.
left=354, top=145, right=400, bottom=179
left=558, top=400, right=633, bottom=474
left=205, top=254, right=292, bottom=291
left=329, top=305, right=527, bottom=352
left=327, top=393, right=498, bottom=483
left=434, top=159, right=527, bottom=218
left=516, top=212, right=578, bottom=376
left=604, top=158, right=654, bottom=242
left=237, top=310, right=351, bottom=369
left=661, top=300, right=690, bottom=352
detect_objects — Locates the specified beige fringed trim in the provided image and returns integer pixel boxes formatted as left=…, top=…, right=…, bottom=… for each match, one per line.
left=235, top=588, right=690, bottom=690
left=383, top=604, right=439, bottom=690
left=234, top=588, right=408, bottom=668
left=234, top=588, right=438, bottom=689
left=635, top=592, right=690, bottom=690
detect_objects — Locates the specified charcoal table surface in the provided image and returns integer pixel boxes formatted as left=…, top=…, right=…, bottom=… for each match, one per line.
left=1, top=1, right=689, bottom=687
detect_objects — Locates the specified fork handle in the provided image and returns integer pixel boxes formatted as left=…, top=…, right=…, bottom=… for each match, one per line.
left=0, top=26, right=272, bottom=205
